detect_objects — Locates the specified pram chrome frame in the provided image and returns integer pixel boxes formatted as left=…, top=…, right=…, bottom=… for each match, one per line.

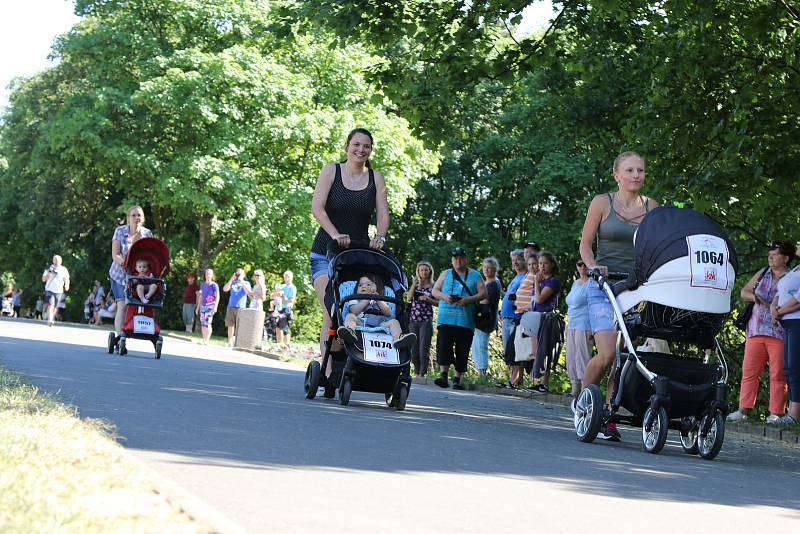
left=574, top=269, right=730, bottom=459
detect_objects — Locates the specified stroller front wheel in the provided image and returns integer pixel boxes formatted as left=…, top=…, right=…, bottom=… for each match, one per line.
left=107, top=332, right=116, bottom=354
left=339, top=377, right=352, bottom=406
left=680, top=418, right=699, bottom=455
left=304, top=361, right=321, bottom=399
left=394, top=383, right=408, bottom=411
left=642, top=405, right=669, bottom=454
left=575, top=384, right=603, bottom=442
left=698, top=412, right=725, bottom=460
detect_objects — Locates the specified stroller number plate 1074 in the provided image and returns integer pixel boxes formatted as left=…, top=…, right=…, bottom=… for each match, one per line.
left=133, top=315, right=156, bottom=335
left=686, top=234, right=730, bottom=291
left=361, top=331, right=400, bottom=364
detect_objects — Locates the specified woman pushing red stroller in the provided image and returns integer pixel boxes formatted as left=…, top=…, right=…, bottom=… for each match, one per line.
left=107, top=237, right=170, bottom=359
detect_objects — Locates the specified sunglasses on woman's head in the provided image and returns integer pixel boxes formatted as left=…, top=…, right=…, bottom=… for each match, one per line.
left=576, top=261, right=585, bottom=267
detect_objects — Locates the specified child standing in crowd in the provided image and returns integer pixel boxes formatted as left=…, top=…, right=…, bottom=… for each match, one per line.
left=182, top=272, right=199, bottom=333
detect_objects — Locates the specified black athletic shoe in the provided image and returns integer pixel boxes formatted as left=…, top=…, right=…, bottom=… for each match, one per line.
left=337, top=326, right=358, bottom=345
left=434, top=373, right=450, bottom=388
left=598, top=422, right=622, bottom=442
left=451, top=376, right=465, bottom=391
left=394, top=332, right=417, bottom=350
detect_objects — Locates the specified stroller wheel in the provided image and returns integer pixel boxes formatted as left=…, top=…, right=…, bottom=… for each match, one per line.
left=107, top=332, right=116, bottom=354
left=680, top=418, right=699, bottom=455
left=394, top=384, right=408, bottom=411
left=574, top=384, right=603, bottom=443
left=304, top=361, right=321, bottom=400
left=698, top=412, right=725, bottom=460
left=118, top=338, right=127, bottom=356
left=339, top=377, right=352, bottom=406
left=155, top=337, right=163, bottom=359
left=642, top=405, right=668, bottom=454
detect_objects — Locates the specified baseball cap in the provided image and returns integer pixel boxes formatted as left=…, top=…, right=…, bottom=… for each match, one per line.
left=450, top=247, right=467, bottom=257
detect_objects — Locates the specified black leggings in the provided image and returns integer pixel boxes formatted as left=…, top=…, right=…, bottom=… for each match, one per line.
left=436, top=324, right=474, bottom=373
left=782, top=319, right=800, bottom=402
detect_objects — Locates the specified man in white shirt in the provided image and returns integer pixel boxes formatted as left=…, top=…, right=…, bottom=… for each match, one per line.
left=41, top=254, right=70, bottom=326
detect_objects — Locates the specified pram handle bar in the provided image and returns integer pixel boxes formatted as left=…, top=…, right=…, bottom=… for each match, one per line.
left=340, top=293, right=405, bottom=307
left=589, top=268, right=656, bottom=384
left=327, top=239, right=394, bottom=257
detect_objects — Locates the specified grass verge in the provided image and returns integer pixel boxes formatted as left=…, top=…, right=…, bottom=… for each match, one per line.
left=0, top=366, right=209, bottom=533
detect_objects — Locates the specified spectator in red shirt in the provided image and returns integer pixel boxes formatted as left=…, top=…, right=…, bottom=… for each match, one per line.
left=182, top=272, right=200, bottom=333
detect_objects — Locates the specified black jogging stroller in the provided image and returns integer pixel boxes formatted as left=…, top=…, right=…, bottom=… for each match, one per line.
left=303, top=242, right=413, bottom=410
left=574, top=206, right=737, bottom=459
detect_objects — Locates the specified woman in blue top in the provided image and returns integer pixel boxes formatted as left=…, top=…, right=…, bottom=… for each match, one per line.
left=565, top=259, right=592, bottom=397
left=430, top=248, right=486, bottom=390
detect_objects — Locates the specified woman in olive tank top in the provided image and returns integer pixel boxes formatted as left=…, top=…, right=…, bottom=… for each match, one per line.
left=310, top=128, right=390, bottom=360
left=578, top=151, right=659, bottom=438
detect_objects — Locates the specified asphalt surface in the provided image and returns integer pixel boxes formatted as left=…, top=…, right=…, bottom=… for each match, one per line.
left=1, top=319, right=799, bottom=533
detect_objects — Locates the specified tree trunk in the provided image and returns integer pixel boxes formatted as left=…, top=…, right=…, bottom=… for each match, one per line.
left=198, top=214, right=212, bottom=271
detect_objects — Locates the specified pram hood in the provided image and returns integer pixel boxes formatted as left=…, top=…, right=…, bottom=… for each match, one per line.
left=123, top=237, right=170, bottom=277
left=615, top=206, right=738, bottom=314
left=328, top=245, right=408, bottom=294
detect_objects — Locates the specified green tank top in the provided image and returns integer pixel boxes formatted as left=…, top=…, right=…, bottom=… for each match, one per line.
left=596, top=193, right=650, bottom=273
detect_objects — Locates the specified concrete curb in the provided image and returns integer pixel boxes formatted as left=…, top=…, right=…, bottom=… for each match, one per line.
left=117, top=448, right=248, bottom=534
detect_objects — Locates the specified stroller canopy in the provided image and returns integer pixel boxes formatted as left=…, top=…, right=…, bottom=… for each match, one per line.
left=629, top=206, right=738, bottom=291
left=124, top=237, right=171, bottom=277
left=614, top=206, right=738, bottom=315
left=328, top=245, right=408, bottom=293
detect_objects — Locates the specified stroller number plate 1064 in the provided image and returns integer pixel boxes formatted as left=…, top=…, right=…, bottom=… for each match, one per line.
left=133, top=315, right=155, bottom=335
left=361, top=331, right=400, bottom=364
left=686, top=234, right=730, bottom=291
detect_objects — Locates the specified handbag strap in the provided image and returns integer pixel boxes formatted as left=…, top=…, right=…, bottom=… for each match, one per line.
left=451, top=269, right=475, bottom=297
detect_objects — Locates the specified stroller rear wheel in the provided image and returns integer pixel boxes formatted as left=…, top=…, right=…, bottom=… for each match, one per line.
left=642, top=405, right=669, bottom=454
left=155, top=336, right=163, bottom=359
left=339, top=376, right=352, bottom=406
left=574, top=384, right=603, bottom=442
left=107, top=332, right=116, bottom=354
left=698, top=412, right=725, bottom=460
left=118, top=338, right=127, bottom=356
left=304, top=361, right=321, bottom=399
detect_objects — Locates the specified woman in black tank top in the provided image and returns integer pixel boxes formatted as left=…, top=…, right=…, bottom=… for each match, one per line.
left=310, top=128, right=390, bottom=360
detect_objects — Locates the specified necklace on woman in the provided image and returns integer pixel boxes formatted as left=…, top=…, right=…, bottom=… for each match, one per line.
left=615, top=192, right=641, bottom=213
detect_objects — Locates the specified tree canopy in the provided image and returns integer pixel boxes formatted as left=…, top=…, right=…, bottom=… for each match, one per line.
left=1, top=0, right=798, bottom=338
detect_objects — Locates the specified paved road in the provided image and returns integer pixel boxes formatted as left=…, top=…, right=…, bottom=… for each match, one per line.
left=1, top=319, right=798, bottom=533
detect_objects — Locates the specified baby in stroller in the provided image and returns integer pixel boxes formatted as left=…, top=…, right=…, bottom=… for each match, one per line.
left=133, top=259, right=158, bottom=304
left=337, top=274, right=416, bottom=349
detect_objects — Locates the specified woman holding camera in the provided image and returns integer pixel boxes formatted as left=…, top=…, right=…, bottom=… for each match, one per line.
left=408, top=261, right=436, bottom=377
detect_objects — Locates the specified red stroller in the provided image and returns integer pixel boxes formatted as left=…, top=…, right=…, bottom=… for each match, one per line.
left=107, top=237, right=170, bottom=359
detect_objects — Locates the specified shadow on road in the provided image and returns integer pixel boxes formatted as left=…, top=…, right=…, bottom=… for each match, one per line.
left=2, top=332, right=799, bottom=514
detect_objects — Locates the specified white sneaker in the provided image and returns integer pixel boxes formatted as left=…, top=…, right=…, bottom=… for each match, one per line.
left=726, top=410, right=747, bottom=422
left=766, top=414, right=781, bottom=424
